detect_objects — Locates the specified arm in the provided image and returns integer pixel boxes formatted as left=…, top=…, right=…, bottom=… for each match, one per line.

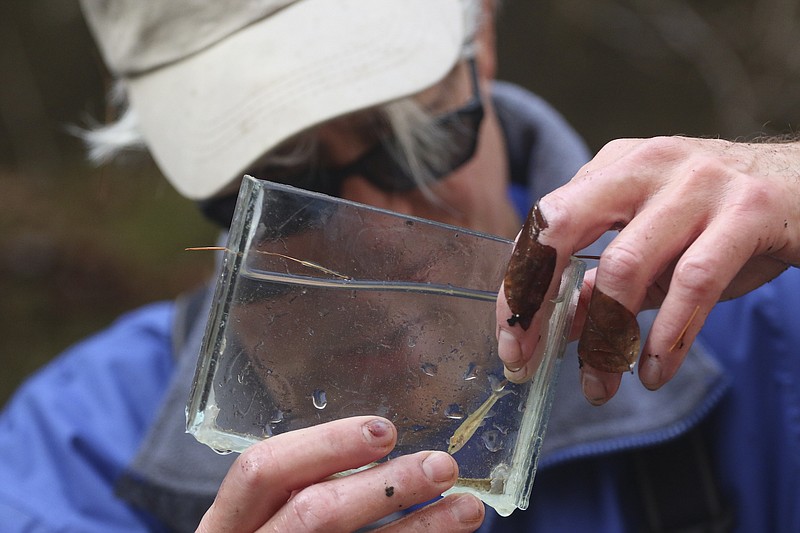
left=196, top=417, right=484, bottom=532
left=496, top=136, right=800, bottom=404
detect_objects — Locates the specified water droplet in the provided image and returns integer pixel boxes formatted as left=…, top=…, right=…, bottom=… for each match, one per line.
left=481, top=430, right=504, bottom=452
left=444, top=404, right=464, bottom=420
left=312, top=389, right=328, bottom=409
left=463, top=362, right=478, bottom=381
left=421, top=362, right=438, bottom=376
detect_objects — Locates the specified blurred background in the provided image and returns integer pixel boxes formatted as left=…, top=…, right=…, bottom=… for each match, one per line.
left=2, top=0, right=799, bottom=405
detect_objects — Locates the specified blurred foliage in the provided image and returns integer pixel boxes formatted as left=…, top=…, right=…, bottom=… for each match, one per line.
left=0, top=162, right=218, bottom=405
left=497, top=0, right=800, bottom=150
left=0, top=1, right=216, bottom=404
left=2, top=0, right=799, bottom=405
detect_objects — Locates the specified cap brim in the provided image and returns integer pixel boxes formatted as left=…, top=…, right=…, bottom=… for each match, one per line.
left=126, top=0, right=464, bottom=200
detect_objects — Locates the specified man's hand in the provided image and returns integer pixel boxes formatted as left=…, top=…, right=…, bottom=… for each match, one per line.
left=497, top=136, right=800, bottom=404
left=197, top=416, right=485, bottom=532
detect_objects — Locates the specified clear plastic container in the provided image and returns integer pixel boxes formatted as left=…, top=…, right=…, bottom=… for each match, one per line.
left=187, top=176, right=584, bottom=516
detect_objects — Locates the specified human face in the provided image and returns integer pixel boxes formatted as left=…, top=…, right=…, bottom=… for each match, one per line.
left=243, top=59, right=519, bottom=239
left=260, top=60, right=484, bottom=197
left=324, top=59, right=521, bottom=239
left=217, top=57, right=523, bottom=456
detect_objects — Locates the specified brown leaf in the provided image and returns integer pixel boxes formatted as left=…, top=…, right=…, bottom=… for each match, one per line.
left=578, top=288, right=640, bottom=373
left=503, top=203, right=557, bottom=330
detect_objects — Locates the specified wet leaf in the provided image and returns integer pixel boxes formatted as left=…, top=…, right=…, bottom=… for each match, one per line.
left=578, top=288, right=640, bottom=373
left=503, top=203, right=557, bottom=330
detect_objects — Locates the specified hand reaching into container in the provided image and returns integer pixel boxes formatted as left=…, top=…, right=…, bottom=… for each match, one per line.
left=496, top=136, right=800, bottom=405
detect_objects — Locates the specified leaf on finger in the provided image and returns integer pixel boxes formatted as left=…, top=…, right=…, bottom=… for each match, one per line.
left=503, top=203, right=557, bottom=330
left=577, top=288, right=640, bottom=373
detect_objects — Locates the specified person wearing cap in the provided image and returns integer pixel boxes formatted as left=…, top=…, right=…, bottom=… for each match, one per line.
left=3, top=0, right=800, bottom=531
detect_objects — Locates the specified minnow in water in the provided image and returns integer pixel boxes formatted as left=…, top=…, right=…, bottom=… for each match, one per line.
left=447, top=387, right=513, bottom=455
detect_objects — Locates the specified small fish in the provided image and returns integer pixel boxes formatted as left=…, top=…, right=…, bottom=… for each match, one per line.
left=456, top=477, right=493, bottom=491
left=456, top=476, right=506, bottom=494
left=448, top=387, right=513, bottom=455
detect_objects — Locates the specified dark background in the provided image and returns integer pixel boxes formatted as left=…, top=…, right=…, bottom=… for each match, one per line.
left=2, top=0, right=799, bottom=405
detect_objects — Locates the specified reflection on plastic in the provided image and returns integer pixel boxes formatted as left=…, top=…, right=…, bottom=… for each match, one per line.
left=186, top=176, right=584, bottom=516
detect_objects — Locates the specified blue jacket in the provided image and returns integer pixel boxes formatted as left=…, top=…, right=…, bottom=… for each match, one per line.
left=2, top=83, right=799, bottom=532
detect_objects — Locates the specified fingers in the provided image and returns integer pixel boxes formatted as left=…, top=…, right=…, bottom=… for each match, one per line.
left=198, top=416, right=398, bottom=533
left=578, top=148, right=792, bottom=400
left=635, top=213, right=776, bottom=389
left=496, top=206, right=555, bottom=382
left=261, top=451, right=463, bottom=532
left=496, top=139, right=657, bottom=382
left=576, top=182, right=706, bottom=403
left=497, top=136, right=800, bottom=404
left=497, top=252, right=576, bottom=383
left=198, top=416, right=475, bottom=533
left=580, top=366, right=623, bottom=406
left=495, top=200, right=595, bottom=382
left=375, top=494, right=485, bottom=533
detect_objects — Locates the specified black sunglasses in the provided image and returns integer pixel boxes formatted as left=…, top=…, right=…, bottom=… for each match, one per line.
left=260, top=59, right=484, bottom=196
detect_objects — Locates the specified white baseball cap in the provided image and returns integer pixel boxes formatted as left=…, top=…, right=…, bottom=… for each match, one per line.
left=80, top=0, right=465, bottom=200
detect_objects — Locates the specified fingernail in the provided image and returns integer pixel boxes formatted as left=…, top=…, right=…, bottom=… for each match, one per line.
left=505, top=362, right=523, bottom=372
left=581, top=370, right=609, bottom=405
left=498, top=329, right=523, bottom=370
left=363, top=419, right=393, bottom=444
left=449, top=494, right=483, bottom=523
left=640, top=354, right=662, bottom=390
left=422, top=452, right=456, bottom=483
left=504, top=363, right=530, bottom=384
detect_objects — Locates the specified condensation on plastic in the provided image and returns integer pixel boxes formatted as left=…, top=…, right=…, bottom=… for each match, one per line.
left=187, top=176, right=584, bottom=516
